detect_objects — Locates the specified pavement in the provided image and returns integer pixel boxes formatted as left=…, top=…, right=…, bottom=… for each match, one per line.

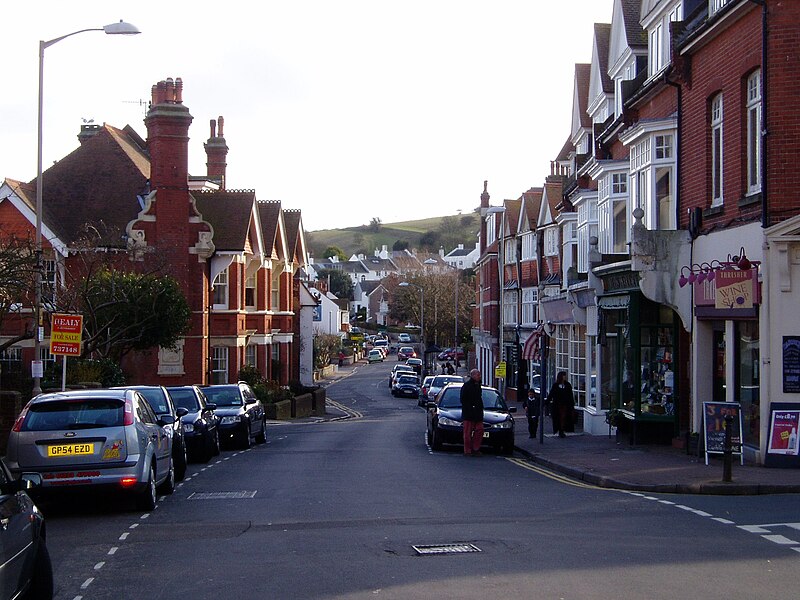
left=324, top=357, right=800, bottom=495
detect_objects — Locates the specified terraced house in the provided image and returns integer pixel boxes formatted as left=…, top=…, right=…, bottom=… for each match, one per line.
left=0, top=77, right=310, bottom=390
left=475, top=0, right=800, bottom=463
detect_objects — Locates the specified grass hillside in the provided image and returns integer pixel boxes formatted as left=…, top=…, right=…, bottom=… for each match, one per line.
left=306, top=213, right=479, bottom=260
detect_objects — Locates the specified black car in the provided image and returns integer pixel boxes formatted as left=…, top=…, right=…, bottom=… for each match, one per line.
left=391, top=374, right=421, bottom=398
left=166, top=385, right=220, bottom=463
left=117, top=385, right=189, bottom=481
left=201, top=383, right=267, bottom=449
left=423, top=383, right=516, bottom=455
left=0, top=459, right=52, bottom=600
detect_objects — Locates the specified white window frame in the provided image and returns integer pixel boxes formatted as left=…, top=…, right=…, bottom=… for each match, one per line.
left=213, top=268, right=228, bottom=309
left=212, top=346, right=229, bottom=384
left=521, top=232, right=536, bottom=261
left=521, top=287, right=538, bottom=326
left=271, top=266, right=281, bottom=310
left=504, top=238, right=516, bottom=265
left=628, top=133, right=677, bottom=231
left=709, top=0, right=729, bottom=16
left=503, top=290, right=517, bottom=326
left=245, top=272, right=257, bottom=310
left=646, top=3, right=682, bottom=80
left=598, top=170, right=629, bottom=255
left=746, top=70, right=762, bottom=195
left=544, top=227, right=559, bottom=257
left=245, top=344, right=257, bottom=368
left=711, top=93, right=724, bottom=207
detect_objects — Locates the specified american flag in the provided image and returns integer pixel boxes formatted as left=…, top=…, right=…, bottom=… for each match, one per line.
left=521, top=324, right=545, bottom=362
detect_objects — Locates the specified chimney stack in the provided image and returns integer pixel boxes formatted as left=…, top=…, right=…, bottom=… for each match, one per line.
left=205, top=115, right=229, bottom=190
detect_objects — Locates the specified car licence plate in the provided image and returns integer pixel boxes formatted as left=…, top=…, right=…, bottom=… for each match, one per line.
left=47, top=443, right=95, bottom=457
left=482, top=432, right=490, bottom=438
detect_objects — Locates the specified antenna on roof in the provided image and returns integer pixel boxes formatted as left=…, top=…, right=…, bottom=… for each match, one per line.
left=122, top=98, right=149, bottom=117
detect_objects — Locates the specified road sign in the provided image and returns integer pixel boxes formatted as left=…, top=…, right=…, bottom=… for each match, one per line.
left=495, top=361, right=506, bottom=379
left=50, top=313, right=83, bottom=356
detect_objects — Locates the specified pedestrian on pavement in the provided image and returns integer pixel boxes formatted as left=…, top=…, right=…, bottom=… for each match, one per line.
left=547, top=371, right=574, bottom=438
left=338, top=351, right=345, bottom=367
left=460, top=368, right=484, bottom=456
left=446, top=362, right=455, bottom=375
left=523, top=388, right=539, bottom=438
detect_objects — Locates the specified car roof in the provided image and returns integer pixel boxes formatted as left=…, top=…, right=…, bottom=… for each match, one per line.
left=32, top=388, right=130, bottom=403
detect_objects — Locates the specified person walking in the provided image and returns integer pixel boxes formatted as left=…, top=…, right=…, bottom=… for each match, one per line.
left=460, top=368, right=484, bottom=456
left=546, top=371, right=574, bottom=438
left=523, top=388, right=539, bottom=438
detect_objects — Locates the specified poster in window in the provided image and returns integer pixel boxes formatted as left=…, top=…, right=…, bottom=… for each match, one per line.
left=783, top=336, right=800, bottom=393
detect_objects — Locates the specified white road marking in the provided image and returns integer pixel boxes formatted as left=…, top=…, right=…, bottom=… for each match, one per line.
left=119, top=533, right=129, bottom=541
left=129, top=523, right=138, bottom=529
left=712, top=518, right=735, bottom=525
left=94, top=562, right=105, bottom=570
left=81, top=578, right=94, bottom=589
left=140, top=513, right=150, bottom=519
left=762, top=535, right=799, bottom=545
left=108, top=547, right=118, bottom=555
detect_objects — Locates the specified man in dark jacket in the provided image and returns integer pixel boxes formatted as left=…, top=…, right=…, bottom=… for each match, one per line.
left=460, top=369, right=484, bottom=456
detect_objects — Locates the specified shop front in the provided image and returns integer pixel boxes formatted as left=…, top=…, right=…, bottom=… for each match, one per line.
left=597, top=266, right=680, bottom=444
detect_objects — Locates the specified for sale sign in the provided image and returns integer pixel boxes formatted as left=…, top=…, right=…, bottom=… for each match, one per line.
left=50, top=313, right=83, bottom=356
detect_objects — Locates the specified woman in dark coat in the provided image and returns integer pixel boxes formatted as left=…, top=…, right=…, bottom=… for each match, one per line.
left=546, top=371, right=574, bottom=438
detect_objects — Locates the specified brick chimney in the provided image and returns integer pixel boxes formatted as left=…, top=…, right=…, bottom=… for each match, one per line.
left=479, top=180, right=490, bottom=254
left=145, top=77, right=193, bottom=192
left=204, top=116, right=229, bottom=190
left=77, top=123, right=102, bottom=144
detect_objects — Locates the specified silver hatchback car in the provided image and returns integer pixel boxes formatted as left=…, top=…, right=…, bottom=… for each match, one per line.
left=5, top=389, right=175, bottom=511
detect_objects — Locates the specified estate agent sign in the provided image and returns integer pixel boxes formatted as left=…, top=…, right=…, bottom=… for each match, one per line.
left=50, top=313, right=83, bottom=356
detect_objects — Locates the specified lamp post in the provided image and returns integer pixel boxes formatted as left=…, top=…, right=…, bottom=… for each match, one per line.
left=32, top=21, right=140, bottom=395
left=399, top=281, right=424, bottom=373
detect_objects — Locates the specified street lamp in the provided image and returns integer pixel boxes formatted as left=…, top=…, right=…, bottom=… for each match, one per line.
left=32, top=21, right=141, bottom=394
left=398, top=281, right=424, bottom=372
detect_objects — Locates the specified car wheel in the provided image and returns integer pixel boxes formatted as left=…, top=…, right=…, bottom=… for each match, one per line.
left=431, top=427, right=443, bottom=451
left=27, top=540, right=53, bottom=600
left=212, top=428, right=221, bottom=456
left=173, top=438, right=188, bottom=481
left=255, top=419, right=267, bottom=444
left=157, top=458, right=175, bottom=495
left=135, top=465, right=157, bottom=511
left=240, top=424, right=252, bottom=450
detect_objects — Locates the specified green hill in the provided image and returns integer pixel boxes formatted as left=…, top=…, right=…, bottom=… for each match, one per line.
left=306, top=213, right=479, bottom=260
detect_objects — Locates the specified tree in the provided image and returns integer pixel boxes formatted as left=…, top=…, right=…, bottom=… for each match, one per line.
left=313, top=333, right=342, bottom=369
left=315, top=268, right=354, bottom=300
left=323, top=245, right=348, bottom=262
left=418, top=230, right=440, bottom=251
left=393, top=240, right=410, bottom=251
left=0, top=231, right=37, bottom=354
left=368, top=217, right=382, bottom=232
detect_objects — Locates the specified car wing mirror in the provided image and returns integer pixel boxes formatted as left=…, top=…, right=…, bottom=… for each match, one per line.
left=205, top=402, right=217, bottom=411
left=19, top=472, right=43, bottom=491
left=508, top=406, right=518, bottom=413
left=159, top=414, right=176, bottom=425
left=176, top=407, right=189, bottom=418
left=426, top=401, right=437, bottom=409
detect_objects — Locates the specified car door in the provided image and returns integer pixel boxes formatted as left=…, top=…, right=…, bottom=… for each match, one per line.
left=0, top=461, right=31, bottom=600
left=136, top=395, right=169, bottom=480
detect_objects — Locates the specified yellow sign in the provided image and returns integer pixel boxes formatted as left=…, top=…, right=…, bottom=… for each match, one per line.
left=50, top=313, right=83, bottom=356
left=494, top=361, right=507, bottom=378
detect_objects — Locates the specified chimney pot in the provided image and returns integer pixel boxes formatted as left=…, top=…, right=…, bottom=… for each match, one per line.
left=175, top=78, right=183, bottom=103
left=210, top=119, right=217, bottom=138
left=218, top=116, right=224, bottom=137
left=165, top=78, right=174, bottom=103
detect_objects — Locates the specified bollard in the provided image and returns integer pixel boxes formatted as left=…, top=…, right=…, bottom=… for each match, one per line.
left=722, top=414, right=734, bottom=482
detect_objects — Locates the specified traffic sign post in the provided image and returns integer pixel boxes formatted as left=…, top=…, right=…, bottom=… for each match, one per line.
left=50, top=314, right=83, bottom=391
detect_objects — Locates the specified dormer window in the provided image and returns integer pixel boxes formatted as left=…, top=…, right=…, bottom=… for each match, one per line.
left=646, top=2, right=682, bottom=79
left=709, top=0, right=729, bottom=16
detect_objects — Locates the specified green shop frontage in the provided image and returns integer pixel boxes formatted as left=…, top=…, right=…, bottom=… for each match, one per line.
left=596, top=266, right=689, bottom=444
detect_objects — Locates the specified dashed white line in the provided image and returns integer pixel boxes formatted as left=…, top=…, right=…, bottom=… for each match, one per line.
left=140, top=513, right=150, bottom=520
left=118, top=533, right=129, bottom=541
left=81, top=578, right=94, bottom=589
left=762, top=535, right=799, bottom=545
left=129, top=523, right=139, bottom=529
left=108, top=547, right=118, bottom=555
left=94, top=562, right=105, bottom=570
left=712, top=518, right=735, bottom=525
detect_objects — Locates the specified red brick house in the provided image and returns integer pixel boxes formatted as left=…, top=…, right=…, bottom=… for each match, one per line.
left=0, top=77, right=308, bottom=390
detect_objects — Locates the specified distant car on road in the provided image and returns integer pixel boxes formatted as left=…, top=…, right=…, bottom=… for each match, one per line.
left=398, top=333, right=412, bottom=343
left=423, top=383, right=516, bottom=455
left=397, top=346, right=416, bottom=360
left=392, top=374, right=421, bottom=398
left=166, top=386, right=220, bottom=463
left=406, top=357, right=423, bottom=375
left=390, top=364, right=415, bottom=388
left=420, top=375, right=435, bottom=399
left=5, top=389, right=176, bottom=510
left=0, top=457, right=52, bottom=600
left=202, top=383, right=267, bottom=449
left=368, top=349, right=384, bottom=363
left=426, top=375, right=464, bottom=400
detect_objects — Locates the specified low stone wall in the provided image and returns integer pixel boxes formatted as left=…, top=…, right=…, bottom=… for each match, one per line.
left=0, top=391, right=23, bottom=456
left=264, top=399, right=292, bottom=420
left=292, top=393, right=313, bottom=418
left=311, top=387, right=326, bottom=416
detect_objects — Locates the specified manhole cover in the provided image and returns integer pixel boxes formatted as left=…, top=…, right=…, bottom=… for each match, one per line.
left=412, top=543, right=481, bottom=556
left=187, top=491, right=257, bottom=500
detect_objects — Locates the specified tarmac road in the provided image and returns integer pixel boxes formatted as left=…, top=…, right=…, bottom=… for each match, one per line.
left=42, top=360, right=799, bottom=599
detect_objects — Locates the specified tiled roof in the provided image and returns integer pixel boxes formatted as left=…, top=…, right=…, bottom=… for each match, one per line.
left=283, top=209, right=302, bottom=260
left=556, top=137, right=573, bottom=162
left=194, top=190, right=255, bottom=251
left=625, top=0, right=647, bottom=47
left=576, top=63, right=592, bottom=128
left=257, top=200, right=282, bottom=254
left=504, top=199, right=522, bottom=235
left=595, top=23, right=614, bottom=93
left=357, top=280, right=382, bottom=294
left=522, top=188, right=543, bottom=231
left=33, top=124, right=149, bottom=246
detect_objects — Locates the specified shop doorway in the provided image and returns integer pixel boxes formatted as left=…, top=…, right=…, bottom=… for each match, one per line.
left=713, top=328, right=726, bottom=403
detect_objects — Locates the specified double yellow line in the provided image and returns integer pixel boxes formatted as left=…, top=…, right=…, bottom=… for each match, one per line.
left=326, top=399, right=363, bottom=420
left=505, top=457, right=602, bottom=490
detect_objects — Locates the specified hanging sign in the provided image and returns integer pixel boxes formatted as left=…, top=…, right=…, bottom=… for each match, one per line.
left=715, top=270, right=754, bottom=309
left=50, top=313, right=83, bottom=356
left=702, top=402, right=743, bottom=466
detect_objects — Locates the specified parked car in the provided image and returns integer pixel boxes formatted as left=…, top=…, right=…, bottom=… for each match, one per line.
left=392, top=374, right=421, bottom=398
left=420, top=375, right=435, bottom=399
left=0, top=458, right=52, bottom=600
left=406, top=357, right=423, bottom=375
left=423, top=383, right=516, bottom=455
left=390, top=364, right=416, bottom=388
left=116, top=385, right=189, bottom=481
left=397, top=346, right=416, bottom=360
left=201, top=383, right=267, bottom=449
left=398, top=333, right=412, bottom=343
left=437, top=348, right=454, bottom=361
left=426, top=375, right=465, bottom=400
left=166, top=386, right=220, bottom=463
left=441, top=347, right=465, bottom=361
left=368, top=349, right=384, bottom=363
left=5, top=389, right=176, bottom=510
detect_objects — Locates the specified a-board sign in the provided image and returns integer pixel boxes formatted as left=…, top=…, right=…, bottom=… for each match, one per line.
left=764, top=402, right=800, bottom=468
left=49, top=313, right=83, bottom=356
left=702, top=402, right=743, bottom=466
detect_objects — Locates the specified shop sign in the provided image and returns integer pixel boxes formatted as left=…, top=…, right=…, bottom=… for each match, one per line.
left=783, top=337, right=800, bottom=393
left=49, top=313, right=83, bottom=356
left=765, top=403, right=800, bottom=467
left=714, top=270, right=754, bottom=309
left=702, top=402, right=743, bottom=466
left=602, top=272, right=639, bottom=293
left=494, top=361, right=506, bottom=379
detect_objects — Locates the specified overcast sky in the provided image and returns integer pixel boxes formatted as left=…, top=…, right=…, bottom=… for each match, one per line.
left=2, top=1, right=612, bottom=232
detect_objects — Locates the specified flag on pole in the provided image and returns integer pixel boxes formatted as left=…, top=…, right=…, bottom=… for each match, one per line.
left=522, top=324, right=545, bottom=362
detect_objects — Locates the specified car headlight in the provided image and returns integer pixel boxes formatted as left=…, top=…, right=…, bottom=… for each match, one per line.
left=221, top=416, right=241, bottom=425
left=438, top=416, right=461, bottom=427
left=183, top=422, right=194, bottom=432
left=492, top=419, right=514, bottom=429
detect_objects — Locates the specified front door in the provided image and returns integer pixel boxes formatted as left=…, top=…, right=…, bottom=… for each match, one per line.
left=713, top=328, right=727, bottom=403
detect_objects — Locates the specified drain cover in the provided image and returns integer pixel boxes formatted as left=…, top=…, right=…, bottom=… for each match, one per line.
left=412, top=543, right=481, bottom=556
left=187, top=491, right=257, bottom=500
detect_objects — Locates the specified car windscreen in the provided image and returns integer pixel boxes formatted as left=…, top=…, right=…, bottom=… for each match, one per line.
left=432, top=376, right=463, bottom=388
left=136, top=388, right=170, bottom=415
left=202, top=387, right=243, bottom=406
left=23, top=399, right=124, bottom=431
left=397, top=376, right=419, bottom=385
left=437, top=387, right=507, bottom=411
left=167, top=389, right=200, bottom=412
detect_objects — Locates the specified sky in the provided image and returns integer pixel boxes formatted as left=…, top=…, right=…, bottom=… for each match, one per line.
left=2, top=1, right=612, bottom=232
